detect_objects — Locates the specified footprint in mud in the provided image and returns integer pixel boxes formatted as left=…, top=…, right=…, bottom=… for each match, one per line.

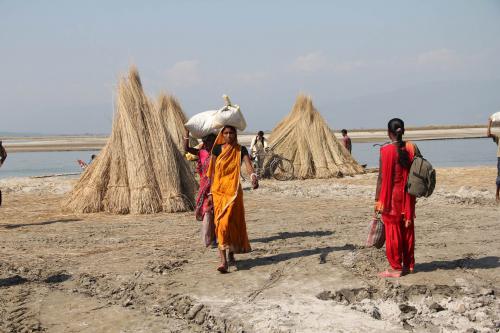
left=0, top=287, right=44, bottom=333
left=146, top=259, right=188, bottom=275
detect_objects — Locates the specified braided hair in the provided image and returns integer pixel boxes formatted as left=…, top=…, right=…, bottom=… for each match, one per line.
left=388, top=118, right=411, bottom=169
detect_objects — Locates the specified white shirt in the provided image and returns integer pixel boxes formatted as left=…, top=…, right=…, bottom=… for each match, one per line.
left=250, top=136, right=268, bottom=154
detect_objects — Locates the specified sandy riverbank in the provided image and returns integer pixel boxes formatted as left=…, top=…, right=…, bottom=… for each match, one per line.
left=2, top=126, right=494, bottom=152
left=0, top=167, right=498, bottom=332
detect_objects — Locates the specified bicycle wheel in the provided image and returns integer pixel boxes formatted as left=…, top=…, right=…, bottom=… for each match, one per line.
left=270, top=157, right=294, bottom=181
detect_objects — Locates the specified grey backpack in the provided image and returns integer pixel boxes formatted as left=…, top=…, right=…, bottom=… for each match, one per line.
left=407, top=149, right=436, bottom=198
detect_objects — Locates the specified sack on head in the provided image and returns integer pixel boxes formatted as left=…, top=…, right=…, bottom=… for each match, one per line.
left=407, top=152, right=436, bottom=198
left=185, top=110, right=219, bottom=139
left=212, top=105, right=247, bottom=132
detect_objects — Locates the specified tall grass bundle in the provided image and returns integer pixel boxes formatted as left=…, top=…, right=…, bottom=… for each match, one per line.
left=269, top=94, right=364, bottom=179
left=157, top=93, right=198, bottom=150
left=103, top=110, right=130, bottom=214
left=146, top=97, right=196, bottom=212
left=117, top=69, right=162, bottom=214
left=62, top=143, right=111, bottom=213
left=63, top=66, right=196, bottom=215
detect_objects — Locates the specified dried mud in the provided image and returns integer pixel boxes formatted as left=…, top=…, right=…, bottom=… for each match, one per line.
left=0, top=167, right=499, bottom=332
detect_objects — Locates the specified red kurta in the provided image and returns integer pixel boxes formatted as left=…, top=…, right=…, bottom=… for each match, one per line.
left=377, top=142, right=416, bottom=271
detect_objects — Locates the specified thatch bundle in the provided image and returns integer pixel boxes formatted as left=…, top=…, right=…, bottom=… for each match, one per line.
left=63, top=67, right=196, bottom=214
left=157, top=93, right=198, bottom=150
left=269, top=94, right=364, bottom=179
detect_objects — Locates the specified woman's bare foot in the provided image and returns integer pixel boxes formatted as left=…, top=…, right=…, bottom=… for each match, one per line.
left=228, top=252, right=236, bottom=266
left=378, top=269, right=402, bottom=278
left=217, top=263, right=228, bottom=273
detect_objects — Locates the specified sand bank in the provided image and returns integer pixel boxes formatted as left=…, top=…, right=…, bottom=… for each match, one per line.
left=2, top=127, right=493, bottom=152
left=0, top=166, right=498, bottom=332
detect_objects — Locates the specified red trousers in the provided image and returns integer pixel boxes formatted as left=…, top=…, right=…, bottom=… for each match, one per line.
left=382, top=214, right=415, bottom=271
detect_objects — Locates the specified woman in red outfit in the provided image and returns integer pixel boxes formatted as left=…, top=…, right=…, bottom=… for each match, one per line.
left=375, top=118, right=420, bottom=278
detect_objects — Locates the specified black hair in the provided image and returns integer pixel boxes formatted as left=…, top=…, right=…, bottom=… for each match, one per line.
left=257, top=131, right=264, bottom=145
left=222, top=125, right=236, bottom=132
left=387, top=118, right=410, bottom=169
left=202, top=133, right=216, bottom=143
left=341, top=129, right=347, bottom=135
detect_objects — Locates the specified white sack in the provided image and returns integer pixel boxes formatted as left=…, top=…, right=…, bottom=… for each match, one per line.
left=185, top=110, right=219, bottom=139
left=212, top=105, right=247, bottom=131
left=490, top=112, right=500, bottom=124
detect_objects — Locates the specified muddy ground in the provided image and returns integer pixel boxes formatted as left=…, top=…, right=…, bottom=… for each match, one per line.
left=0, top=167, right=498, bottom=333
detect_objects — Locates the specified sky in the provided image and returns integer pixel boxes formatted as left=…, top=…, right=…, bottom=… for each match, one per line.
left=1, top=0, right=500, bottom=135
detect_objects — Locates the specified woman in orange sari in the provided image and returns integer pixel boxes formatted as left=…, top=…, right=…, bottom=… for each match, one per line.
left=375, top=118, right=419, bottom=278
left=207, top=125, right=258, bottom=273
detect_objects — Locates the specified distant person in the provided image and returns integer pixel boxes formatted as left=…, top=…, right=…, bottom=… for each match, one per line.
left=375, top=118, right=420, bottom=278
left=0, top=140, right=7, bottom=207
left=250, top=131, right=269, bottom=171
left=0, top=141, right=7, bottom=167
left=184, top=128, right=217, bottom=246
left=341, top=129, right=352, bottom=154
left=486, top=118, right=500, bottom=203
left=78, top=154, right=97, bottom=170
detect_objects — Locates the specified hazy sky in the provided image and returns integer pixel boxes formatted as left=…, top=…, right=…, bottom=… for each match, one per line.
left=1, top=0, right=500, bottom=134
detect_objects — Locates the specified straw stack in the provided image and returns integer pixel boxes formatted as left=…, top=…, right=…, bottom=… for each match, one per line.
left=269, top=94, right=364, bottom=179
left=145, top=95, right=195, bottom=212
left=102, top=108, right=130, bottom=214
left=62, top=144, right=111, bottom=213
left=157, top=93, right=198, bottom=150
left=63, top=67, right=197, bottom=214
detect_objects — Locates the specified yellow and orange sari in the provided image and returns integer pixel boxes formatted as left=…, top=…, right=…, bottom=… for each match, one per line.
left=207, top=133, right=251, bottom=253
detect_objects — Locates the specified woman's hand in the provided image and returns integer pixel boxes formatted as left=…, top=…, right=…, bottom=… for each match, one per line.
left=251, top=176, right=259, bottom=190
left=404, top=219, right=413, bottom=228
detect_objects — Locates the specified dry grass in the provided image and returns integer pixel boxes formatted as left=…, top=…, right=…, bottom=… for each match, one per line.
left=145, top=96, right=195, bottom=212
left=269, top=94, right=364, bottom=179
left=157, top=93, right=198, bottom=150
left=117, top=69, right=161, bottom=214
left=63, top=66, right=196, bottom=214
left=103, top=110, right=130, bottom=214
left=61, top=143, right=111, bottom=213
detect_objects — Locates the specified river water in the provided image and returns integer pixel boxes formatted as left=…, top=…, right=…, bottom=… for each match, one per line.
left=0, top=138, right=497, bottom=179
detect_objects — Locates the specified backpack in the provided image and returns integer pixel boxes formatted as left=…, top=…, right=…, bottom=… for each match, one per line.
left=407, top=147, right=436, bottom=198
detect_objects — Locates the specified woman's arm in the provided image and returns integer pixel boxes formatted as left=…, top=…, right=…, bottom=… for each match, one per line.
left=243, top=154, right=258, bottom=189
left=374, top=155, right=382, bottom=210
left=183, top=129, right=199, bottom=155
left=207, top=155, right=217, bottom=206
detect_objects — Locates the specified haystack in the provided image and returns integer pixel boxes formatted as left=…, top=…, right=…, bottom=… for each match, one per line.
left=145, top=94, right=196, bottom=212
left=63, top=67, right=197, bottom=214
left=269, top=94, right=364, bottom=179
left=157, top=93, right=198, bottom=150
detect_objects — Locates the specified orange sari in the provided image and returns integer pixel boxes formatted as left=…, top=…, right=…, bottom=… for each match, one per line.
left=207, top=133, right=251, bottom=253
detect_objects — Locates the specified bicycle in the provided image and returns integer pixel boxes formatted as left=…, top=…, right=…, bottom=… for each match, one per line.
left=244, top=147, right=294, bottom=181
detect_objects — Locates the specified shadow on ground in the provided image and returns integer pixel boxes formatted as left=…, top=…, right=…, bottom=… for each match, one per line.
left=1, top=218, right=82, bottom=229
left=251, top=230, right=334, bottom=244
left=0, top=275, right=28, bottom=288
left=415, top=256, right=499, bottom=272
left=238, top=244, right=355, bottom=270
